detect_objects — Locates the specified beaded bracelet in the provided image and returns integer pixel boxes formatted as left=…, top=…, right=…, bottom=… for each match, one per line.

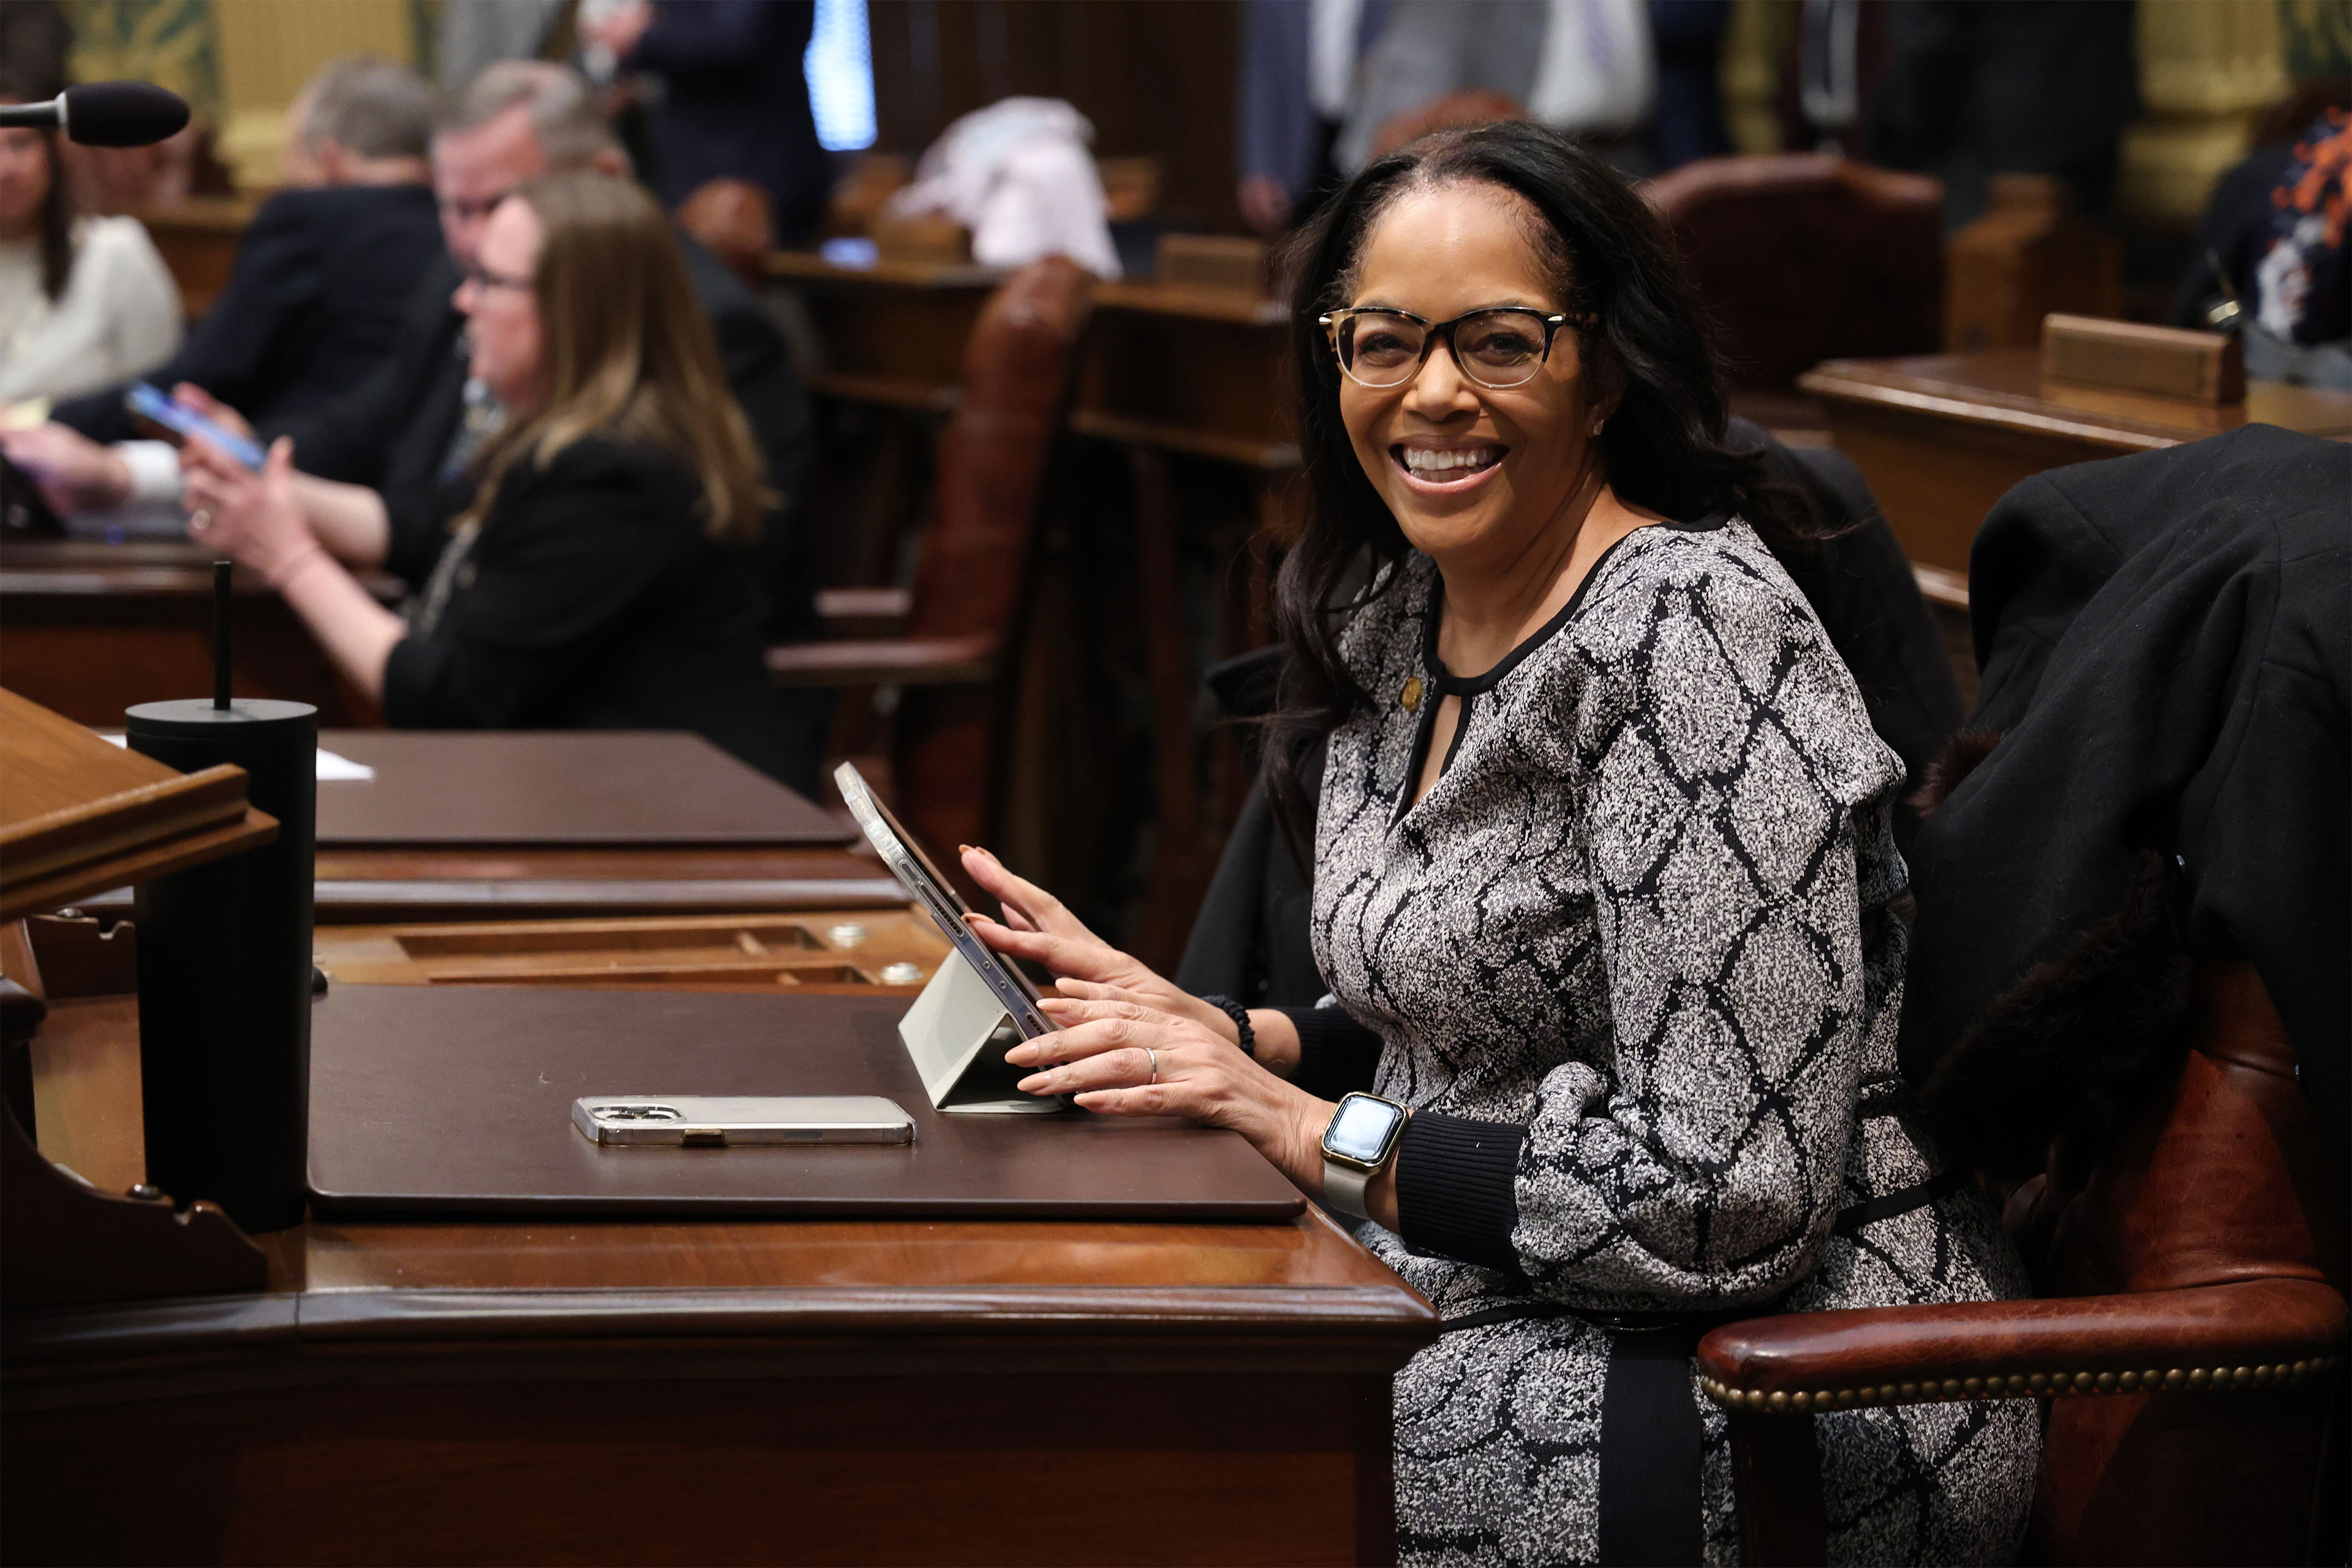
left=1197, top=993, right=1255, bottom=1058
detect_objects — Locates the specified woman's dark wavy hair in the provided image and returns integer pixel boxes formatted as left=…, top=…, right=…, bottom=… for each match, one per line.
left=0, top=59, right=73, bottom=301
left=1264, top=120, right=1824, bottom=837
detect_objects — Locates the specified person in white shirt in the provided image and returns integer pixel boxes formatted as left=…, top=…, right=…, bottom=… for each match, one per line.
left=0, top=72, right=182, bottom=406
left=2, top=58, right=440, bottom=514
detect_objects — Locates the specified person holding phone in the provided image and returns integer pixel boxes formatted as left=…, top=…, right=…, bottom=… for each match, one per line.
left=178, top=172, right=807, bottom=787
left=954, top=123, right=2037, bottom=1565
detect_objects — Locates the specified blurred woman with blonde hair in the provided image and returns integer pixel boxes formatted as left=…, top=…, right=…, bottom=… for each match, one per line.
left=181, top=171, right=805, bottom=783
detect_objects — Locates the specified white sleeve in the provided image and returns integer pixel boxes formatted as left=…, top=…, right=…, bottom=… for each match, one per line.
left=0, top=219, right=184, bottom=403
left=116, top=440, right=186, bottom=503
left=99, top=218, right=186, bottom=380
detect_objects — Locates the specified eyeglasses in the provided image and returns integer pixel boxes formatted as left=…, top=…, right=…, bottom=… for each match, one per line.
left=1318, top=306, right=1575, bottom=390
left=460, top=262, right=534, bottom=293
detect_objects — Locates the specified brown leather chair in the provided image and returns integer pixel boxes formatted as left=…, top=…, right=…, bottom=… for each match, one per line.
left=1643, top=154, right=1943, bottom=418
left=674, top=177, right=775, bottom=292
left=766, top=256, right=1095, bottom=867
left=1700, top=960, right=2348, bottom=1566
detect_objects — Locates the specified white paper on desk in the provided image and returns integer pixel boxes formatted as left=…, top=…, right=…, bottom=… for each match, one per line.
left=100, top=733, right=376, bottom=781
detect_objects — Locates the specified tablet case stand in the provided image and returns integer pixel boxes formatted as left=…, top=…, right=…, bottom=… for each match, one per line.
left=900, top=951, right=1060, bottom=1114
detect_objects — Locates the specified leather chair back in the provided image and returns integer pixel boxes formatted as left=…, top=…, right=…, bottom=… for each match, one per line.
left=2029, top=960, right=2347, bottom=1565
left=894, top=256, right=1094, bottom=858
left=1644, top=154, right=1943, bottom=389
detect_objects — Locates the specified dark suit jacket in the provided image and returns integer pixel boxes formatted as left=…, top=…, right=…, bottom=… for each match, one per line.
left=277, top=232, right=818, bottom=641
left=53, top=184, right=442, bottom=444
left=1899, top=426, right=2349, bottom=1183
left=381, top=436, right=812, bottom=788
left=629, top=0, right=832, bottom=247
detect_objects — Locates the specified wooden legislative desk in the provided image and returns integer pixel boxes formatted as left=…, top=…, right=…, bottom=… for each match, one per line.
left=1801, top=350, right=2352, bottom=573
left=1074, top=281, right=1297, bottom=470
left=42, top=724, right=899, bottom=927
left=4, top=984, right=1434, bottom=1566
left=764, top=249, right=1000, bottom=415
left=1067, top=279, right=1297, bottom=964
left=0, top=540, right=390, bottom=728
left=295, top=730, right=898, bottom=925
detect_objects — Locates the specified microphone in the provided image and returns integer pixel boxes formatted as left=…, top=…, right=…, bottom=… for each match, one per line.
left=0, top=82, right=190, bottom=148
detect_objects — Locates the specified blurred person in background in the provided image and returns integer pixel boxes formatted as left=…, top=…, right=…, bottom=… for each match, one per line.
left=1645, top=0, right=1731, bottom=170
left=2172, top=104, right=2351, bottom=390
left=178, top=172, right=809, bottom=785
left=581, top=1, right=832, bottom=247
left=5, top=57, right=441, bottom=509
left=0, top=56, right=181, bottom=407
left=1869, top=0, right=2139, bottom=227
left=262, top=61, right=821, bottom=663
left=1236, top=0, right=1387, bottom=236
left=1333, top=0, right=1655, bottom=174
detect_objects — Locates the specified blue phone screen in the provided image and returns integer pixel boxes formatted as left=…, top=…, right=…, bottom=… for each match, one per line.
left=124, top=384, right=267, bottom=470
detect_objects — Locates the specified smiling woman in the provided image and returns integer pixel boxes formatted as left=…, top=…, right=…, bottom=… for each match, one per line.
left=954, top=121, right=2039, bottom=1566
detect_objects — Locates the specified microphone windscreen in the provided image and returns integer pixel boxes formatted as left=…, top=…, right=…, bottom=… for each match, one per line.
left=61, top=81, right=190, bottom=148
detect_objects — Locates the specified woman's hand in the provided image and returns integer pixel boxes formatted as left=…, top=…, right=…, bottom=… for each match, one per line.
left=957, top=845, right=1242, bottom=1044
left=0, top=422, right=130, bottom=511
left=180, top=435, right=328, bottom=586
left=166, top=383, right=257, bottom=445
left=1012, top=981, right=1333, bottom=1190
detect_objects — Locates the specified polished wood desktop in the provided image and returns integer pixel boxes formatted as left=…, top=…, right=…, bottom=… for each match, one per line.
left=0, top=540, right=392, bottom=728
left=6, top=984, right=1435, bottom=1566
left=1801, top=350, right=2352, bottom=573
left=302, top=731, right=897, bottom=922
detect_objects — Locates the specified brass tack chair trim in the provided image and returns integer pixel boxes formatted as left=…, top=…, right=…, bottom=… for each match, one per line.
left=1699, top=1352, right=2346, bottom=1413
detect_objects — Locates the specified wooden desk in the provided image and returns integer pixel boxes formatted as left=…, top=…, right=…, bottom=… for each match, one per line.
left=300, top=730, right=894, bottom=922
left=764, top=249, right=1001, bottom=586
left=1801, top=350, right=2352, bottom=573
left=1076, top=281, right=1298, bottom=470
left=1069, top=282, right=1297, bottom=966
left=764, top=249, right=1000, bottom=415
left=311, top=908, right=950, bottom=992
left=4, top=989, right=1434, bottom=1566
left=0, top=540, right=390, bottom=728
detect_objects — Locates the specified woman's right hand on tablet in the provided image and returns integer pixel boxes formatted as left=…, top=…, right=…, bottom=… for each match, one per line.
left=957, top=844, right=1242, bottom=1045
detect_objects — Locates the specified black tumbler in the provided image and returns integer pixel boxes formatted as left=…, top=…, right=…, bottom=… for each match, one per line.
left=127, top=698, right=317, bottom=1232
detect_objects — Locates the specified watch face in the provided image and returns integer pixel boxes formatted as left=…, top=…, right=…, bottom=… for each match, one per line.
left=1325, top=1093, right=1404, bottom=1164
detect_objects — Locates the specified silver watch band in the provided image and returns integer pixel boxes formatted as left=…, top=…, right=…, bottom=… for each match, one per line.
left=1323, top=1156, right=1374, bottom=1219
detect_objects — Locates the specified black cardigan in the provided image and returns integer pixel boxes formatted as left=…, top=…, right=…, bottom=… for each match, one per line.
left=381, top=436, right=809, bottom=787
left=1902, top=424, right=2351, bottom=1184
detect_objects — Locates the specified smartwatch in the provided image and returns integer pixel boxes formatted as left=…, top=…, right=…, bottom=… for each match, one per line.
left=1320, top=1091, right=1409, bottom=1220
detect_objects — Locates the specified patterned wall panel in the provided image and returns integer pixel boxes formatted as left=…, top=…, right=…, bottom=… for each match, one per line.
left=210, top=0, right=421, bottom=189
left=66, top=0, right=224, bottom=127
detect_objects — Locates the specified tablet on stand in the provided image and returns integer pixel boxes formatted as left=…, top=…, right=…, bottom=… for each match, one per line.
left=837, top=763, right=1063, bottom=1114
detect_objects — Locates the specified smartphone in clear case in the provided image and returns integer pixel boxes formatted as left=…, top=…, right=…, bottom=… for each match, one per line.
left=572, top=1095, right=915, bottom=1147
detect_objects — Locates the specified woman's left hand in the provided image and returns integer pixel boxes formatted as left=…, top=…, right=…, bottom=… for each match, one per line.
left=180, top=435, right=319, bottom=583
left=1012, top=981, right=1333, bottom=1189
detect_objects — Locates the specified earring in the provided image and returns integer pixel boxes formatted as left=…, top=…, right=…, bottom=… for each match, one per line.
left=1589, top=417, right=1605, bottom=437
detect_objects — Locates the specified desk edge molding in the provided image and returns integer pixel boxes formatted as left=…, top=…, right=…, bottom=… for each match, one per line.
left=4, top=1283, right=1441, bottom=1368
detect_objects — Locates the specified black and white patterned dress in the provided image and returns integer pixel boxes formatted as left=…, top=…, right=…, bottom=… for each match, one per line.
left=1299, top=518, right=2038, bottom=1567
